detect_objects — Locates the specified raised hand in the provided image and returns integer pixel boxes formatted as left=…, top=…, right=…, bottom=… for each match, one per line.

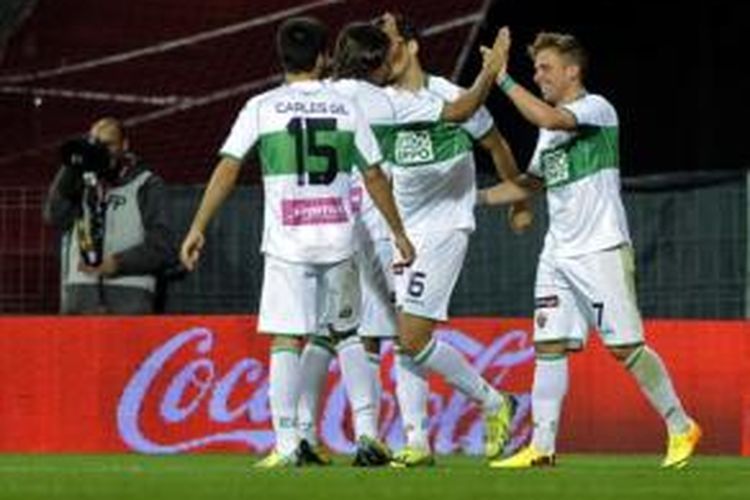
left=481, top=26, right=511, bottom=77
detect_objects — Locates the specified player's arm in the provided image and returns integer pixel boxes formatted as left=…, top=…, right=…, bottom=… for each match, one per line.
left=180, top=156, right=241, bottom=271
left=498, top=73, right=577, bottom=130
left=352, top=100, right=414, bottom=266
left=477, top=127, right=533, bottom=231
left=441, top=27, right=510, bottom=122
left=478, top=126, right=521, bottom=182
left=361, top=165, right=415, bottom=268
left=181, top=100, right=257, bottom=271
left=479, top=27, right=576, bottom=131
left=477, top=174, right=544, bottom=206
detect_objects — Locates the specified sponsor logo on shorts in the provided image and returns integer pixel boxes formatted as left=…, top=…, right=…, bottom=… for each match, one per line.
left=338, top=306, right=353, bottom=319
left=281, top=197, right=348, bottom=226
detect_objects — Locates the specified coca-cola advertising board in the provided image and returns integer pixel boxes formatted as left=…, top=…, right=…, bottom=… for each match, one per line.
left=0, top=316, right=747, bottom=455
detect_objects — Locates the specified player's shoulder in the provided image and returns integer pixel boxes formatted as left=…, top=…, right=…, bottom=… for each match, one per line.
left=331, top=78, right=396, bottom=123
left=567, top=93, right=618, bottom=126
left=329, top=78, right=388, bottom=101
left=241, top=85, right=285, bottom=112
left=583, top=93, right=616, bottom=112
left=328, top=77, right=356, bottom=97
left=319, top=79, right=369, bottom=110
left=425, top=74, right=463, bottom=100
left=384, top=84, right=446, bottom=124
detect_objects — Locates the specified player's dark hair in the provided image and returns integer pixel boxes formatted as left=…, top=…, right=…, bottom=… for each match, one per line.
left=332, top=23, right=390, bottom=80
left=373, top=11, right=420, bottom=41
left=276, top=17, right=328, bottom=73
left=528, top=32, right=589, bottom=79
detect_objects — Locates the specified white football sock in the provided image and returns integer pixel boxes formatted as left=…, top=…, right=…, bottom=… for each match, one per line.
left=269, top=347, right=301, bottom=456
left=396, top=352, right=430, bottom=451
left=530, top=354, right=568, bottom=455
left=337, top=335, right=378, bottom=440
left=368, top=351, right=382, bottom=435
left=297, top=337, right=335, bottom=445
left=415, top=338, right=501, bottom=414
left=626, top=346, right=691, bottom=434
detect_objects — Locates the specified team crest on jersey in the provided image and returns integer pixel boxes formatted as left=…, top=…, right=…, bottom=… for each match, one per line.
left=394, top=130, right=435, bottom=165
left=541, top=148, right=570, bottom=186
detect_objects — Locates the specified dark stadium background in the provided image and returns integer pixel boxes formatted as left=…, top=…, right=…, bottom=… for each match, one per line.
left=2, top=0, right=748, bottom=185
left=466, top=0, right=749, bottom=177
left=0, top=0, right=747, bottom=314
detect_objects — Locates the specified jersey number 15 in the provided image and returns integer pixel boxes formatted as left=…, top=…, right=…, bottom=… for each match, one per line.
left=287, top=117, right=339, bottom=186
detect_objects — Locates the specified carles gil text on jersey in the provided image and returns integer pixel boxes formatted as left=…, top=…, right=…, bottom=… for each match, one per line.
left=274, top=101, right=350, bottom=115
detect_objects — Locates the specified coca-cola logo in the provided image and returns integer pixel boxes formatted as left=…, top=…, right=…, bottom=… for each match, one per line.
left=117, top=326, right=534, bottom=454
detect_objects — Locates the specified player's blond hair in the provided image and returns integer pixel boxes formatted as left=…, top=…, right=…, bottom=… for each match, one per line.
left=528, top=32, right=588, bottom=79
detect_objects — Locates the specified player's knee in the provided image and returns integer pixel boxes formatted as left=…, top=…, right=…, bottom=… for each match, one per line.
left=397, top=331, right=430, bottom=357
left=361, top=337, right=381, bottom=355
left=534, top=340, right=567, bottom=356
left=271, top=335, right=302, bottom=351
left=607, top=342, right=644, bottom=363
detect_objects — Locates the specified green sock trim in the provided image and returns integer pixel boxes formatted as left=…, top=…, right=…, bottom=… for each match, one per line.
left=624, top=346, right=646, bottom=370
left=413, top=339, right=437, bottom=366
left=536, top=352, right=567, bottom=361
left=310, top=336, right=336, bottom=356
left=271, top=347, right=299, bottom=356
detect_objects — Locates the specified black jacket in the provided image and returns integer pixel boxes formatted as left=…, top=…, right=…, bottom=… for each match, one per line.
left=43, top=155, right=176, bottom=277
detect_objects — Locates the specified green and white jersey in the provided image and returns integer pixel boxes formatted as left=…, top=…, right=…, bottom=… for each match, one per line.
left=528, top=93, right=631, bottom=257
left=220, top=80, right=382, bottom=264
left=330, top=78, right=397, bottom=242
left=383, top=75, right=493, bottom=235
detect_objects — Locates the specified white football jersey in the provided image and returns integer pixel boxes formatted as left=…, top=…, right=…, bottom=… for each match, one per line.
left=330, top=78, right=397, bottom=243
left=385, top=75, right=494, bottom=235
left=528, top=93, right=631, bottom=257
left=220, top=80, right=382, bottom=263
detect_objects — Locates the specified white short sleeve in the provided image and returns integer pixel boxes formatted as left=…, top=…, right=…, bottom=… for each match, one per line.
left=219, top=98, right=260, bottom=161
left=562, top=94, right=618, bottom=128
left=461, top=105, right=494, bottom=139
left=425, top=75, right=493, bottom=138
left=389, top=88, right=444, bottom=123
left=352, top=102, right=383, bottom=169
left=527, top=131, right=545, bottom=178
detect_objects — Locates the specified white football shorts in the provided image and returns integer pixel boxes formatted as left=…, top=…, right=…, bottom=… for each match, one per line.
left=394, top=230, right=469, bottom=322
left=533, top=244, right=644, bottom=348
left=258, top=254, right=360, bottom=336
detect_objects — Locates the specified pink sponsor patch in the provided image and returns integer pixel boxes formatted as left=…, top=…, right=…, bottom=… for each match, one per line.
left=281, top=197, right=349, bottom=225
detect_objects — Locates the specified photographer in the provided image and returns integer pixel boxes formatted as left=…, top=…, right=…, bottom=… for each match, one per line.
left=44, top=117, right=175, bottom=314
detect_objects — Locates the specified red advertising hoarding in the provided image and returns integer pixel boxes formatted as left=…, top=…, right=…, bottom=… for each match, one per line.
left=0, top=316, right=747, bottom=455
